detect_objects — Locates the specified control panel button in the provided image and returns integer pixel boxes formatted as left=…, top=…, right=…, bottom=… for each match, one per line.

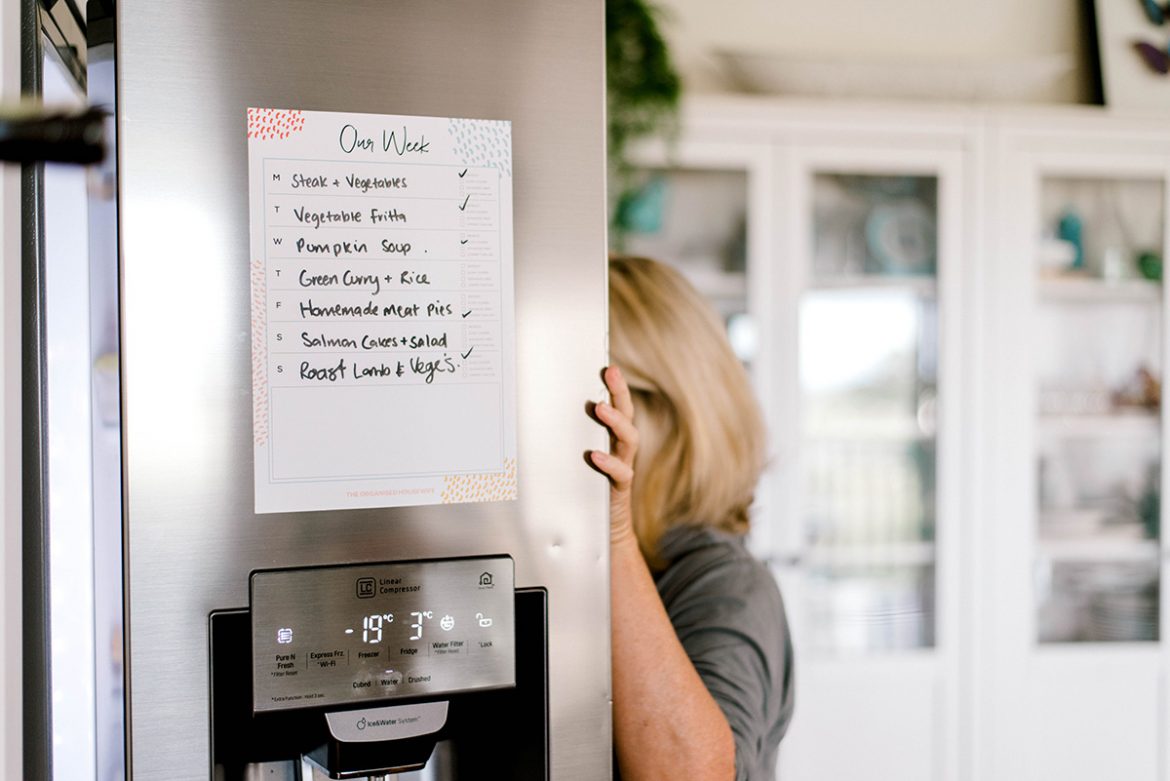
left=377, top=671, right=403, bottom=689
left=308, top=649, right=349, bottom=670
left=431, top=639, right=465, bottom=656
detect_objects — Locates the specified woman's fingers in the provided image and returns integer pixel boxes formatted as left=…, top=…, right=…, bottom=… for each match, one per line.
left=604, top=365, right=635, bottom=422
left=589, top=367, right=639, bottom=540
left=601, top=365, right=638, bottom=464
left=596, top=402, right=638, bottom=462
left=590, top=449, right=634, bottom=489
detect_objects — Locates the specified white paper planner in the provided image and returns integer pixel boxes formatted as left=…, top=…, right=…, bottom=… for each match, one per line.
left=247, top=108, right=517, bottom=513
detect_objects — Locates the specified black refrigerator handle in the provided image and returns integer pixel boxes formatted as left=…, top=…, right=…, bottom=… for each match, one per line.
left=20, top=0, right=51, bottom=777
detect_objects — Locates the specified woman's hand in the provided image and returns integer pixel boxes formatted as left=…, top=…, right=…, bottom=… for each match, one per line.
left=589, top=365, right=639, bottom=545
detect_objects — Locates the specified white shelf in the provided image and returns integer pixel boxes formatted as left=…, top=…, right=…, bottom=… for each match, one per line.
left=1037, top=276, right=1162, bottom=304
left=805, top=418, right=932, bottom=441
left=1038, top=508, right=1144, bottom=539
left=810, top=275, right=937, bottom=296
left=1033, top=642, right=1163, bottom=658
left=804, top=542, right=936, bottom=568
left=1037, top=538, right=1160, bottom=563
left=1036, top=413, right=1161, bottom=438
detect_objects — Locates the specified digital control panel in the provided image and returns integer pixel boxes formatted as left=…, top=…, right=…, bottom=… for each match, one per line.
left=250, top=556, right=515, bottom=713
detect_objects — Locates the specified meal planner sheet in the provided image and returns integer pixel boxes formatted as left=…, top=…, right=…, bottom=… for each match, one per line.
left=247, top=108, right=517, bottom=513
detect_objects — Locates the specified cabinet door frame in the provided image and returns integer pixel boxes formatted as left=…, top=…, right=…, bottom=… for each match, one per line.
left=986, top=119, right=1170, bottom=781
left=771, top=131, right=975, bottom=781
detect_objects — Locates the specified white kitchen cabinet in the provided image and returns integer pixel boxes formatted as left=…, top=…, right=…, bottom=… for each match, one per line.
left=623, top=97, right=1170, bottom=781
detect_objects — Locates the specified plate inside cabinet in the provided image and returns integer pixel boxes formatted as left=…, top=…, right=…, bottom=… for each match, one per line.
left=865, top=201, right=936, bottom=275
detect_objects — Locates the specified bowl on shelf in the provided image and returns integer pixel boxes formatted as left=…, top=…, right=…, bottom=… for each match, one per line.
left=714, top=50, right=1074, bottom=102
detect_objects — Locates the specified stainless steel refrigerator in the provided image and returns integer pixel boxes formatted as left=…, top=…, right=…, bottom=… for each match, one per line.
left=23, top=1, right=610, bottom=779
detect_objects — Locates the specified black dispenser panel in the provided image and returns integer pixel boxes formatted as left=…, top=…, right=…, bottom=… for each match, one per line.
left=210, top=586, right=549, bottom=779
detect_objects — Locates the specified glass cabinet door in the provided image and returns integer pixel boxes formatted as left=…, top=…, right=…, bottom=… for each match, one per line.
left=799, top=172, right=941, bottom=655
left=616, top=166, right=755, bottom=362
left=779, top=146, right=966, bottom=781
left=987, top=132, right=1170, bottom=781
left=1032, top=176, right=1164, bottom=645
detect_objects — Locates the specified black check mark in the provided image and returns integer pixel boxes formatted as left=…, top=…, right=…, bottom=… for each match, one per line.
left=458, top=168, right=468, bottom=178
left=460, top=239, right=470, bottom=245
left=458, top=194, right=471, bottom=211
left=461, top=346, right=474, bottom=360
left=462, top=310, right=472, bottom=318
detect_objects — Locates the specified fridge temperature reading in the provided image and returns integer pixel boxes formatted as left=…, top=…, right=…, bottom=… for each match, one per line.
left=410, top=610, right=433, bottom=641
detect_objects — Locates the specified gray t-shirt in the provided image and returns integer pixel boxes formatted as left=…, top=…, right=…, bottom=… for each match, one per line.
left=653, top=525, right=795, bottom=781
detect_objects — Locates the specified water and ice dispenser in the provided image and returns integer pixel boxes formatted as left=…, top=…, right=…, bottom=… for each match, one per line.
left=210, top=556, right=548, bottom=779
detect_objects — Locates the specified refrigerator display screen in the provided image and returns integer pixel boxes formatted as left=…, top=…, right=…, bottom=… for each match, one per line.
left=250, top=556, right=515, bottom=713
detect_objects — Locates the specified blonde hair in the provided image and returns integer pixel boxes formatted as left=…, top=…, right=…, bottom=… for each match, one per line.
left=609, top=254, right=766, bottom=566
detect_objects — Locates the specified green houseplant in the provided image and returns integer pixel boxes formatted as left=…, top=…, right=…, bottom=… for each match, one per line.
left=607, top=0, right=682, bottom=241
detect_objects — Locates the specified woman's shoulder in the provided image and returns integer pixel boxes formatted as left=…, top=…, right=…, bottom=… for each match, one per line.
left=654, top=524, right=796, bottom=761
left=654, top=525, right=783, bottom=622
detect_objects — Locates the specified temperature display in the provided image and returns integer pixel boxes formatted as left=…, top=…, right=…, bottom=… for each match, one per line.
left=356, top=613, right=394, bottom=643
left=250, top=556, right=515, bottom=713
left=410, top=611, right=432, bottom=640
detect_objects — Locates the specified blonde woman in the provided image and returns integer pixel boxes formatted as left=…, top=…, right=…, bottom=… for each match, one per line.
left=589, top=255, right=794, bottom=780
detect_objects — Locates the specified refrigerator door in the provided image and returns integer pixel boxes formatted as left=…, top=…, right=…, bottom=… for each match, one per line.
left=116, top=2, right=609, bottom=779
left=21, top=3, right=123, bottom=780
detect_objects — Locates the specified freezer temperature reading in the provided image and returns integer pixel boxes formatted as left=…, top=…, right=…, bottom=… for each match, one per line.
left=360, top=613, right=393, bottom=643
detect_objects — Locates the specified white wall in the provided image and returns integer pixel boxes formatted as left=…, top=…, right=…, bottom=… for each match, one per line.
left=656, top=0, right=1092, bottom=102
left=0, top=0, right=22, bottom=777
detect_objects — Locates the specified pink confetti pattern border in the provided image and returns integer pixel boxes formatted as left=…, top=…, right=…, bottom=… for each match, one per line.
left=247, top=108, right=306, bottom=141
left=441, top=459, right=517, bottom=504
left=251, top=258, right=269, bottom=447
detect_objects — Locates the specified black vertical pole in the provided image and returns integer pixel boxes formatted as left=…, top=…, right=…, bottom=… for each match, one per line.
left=21, top=0, right=51, bottom=776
